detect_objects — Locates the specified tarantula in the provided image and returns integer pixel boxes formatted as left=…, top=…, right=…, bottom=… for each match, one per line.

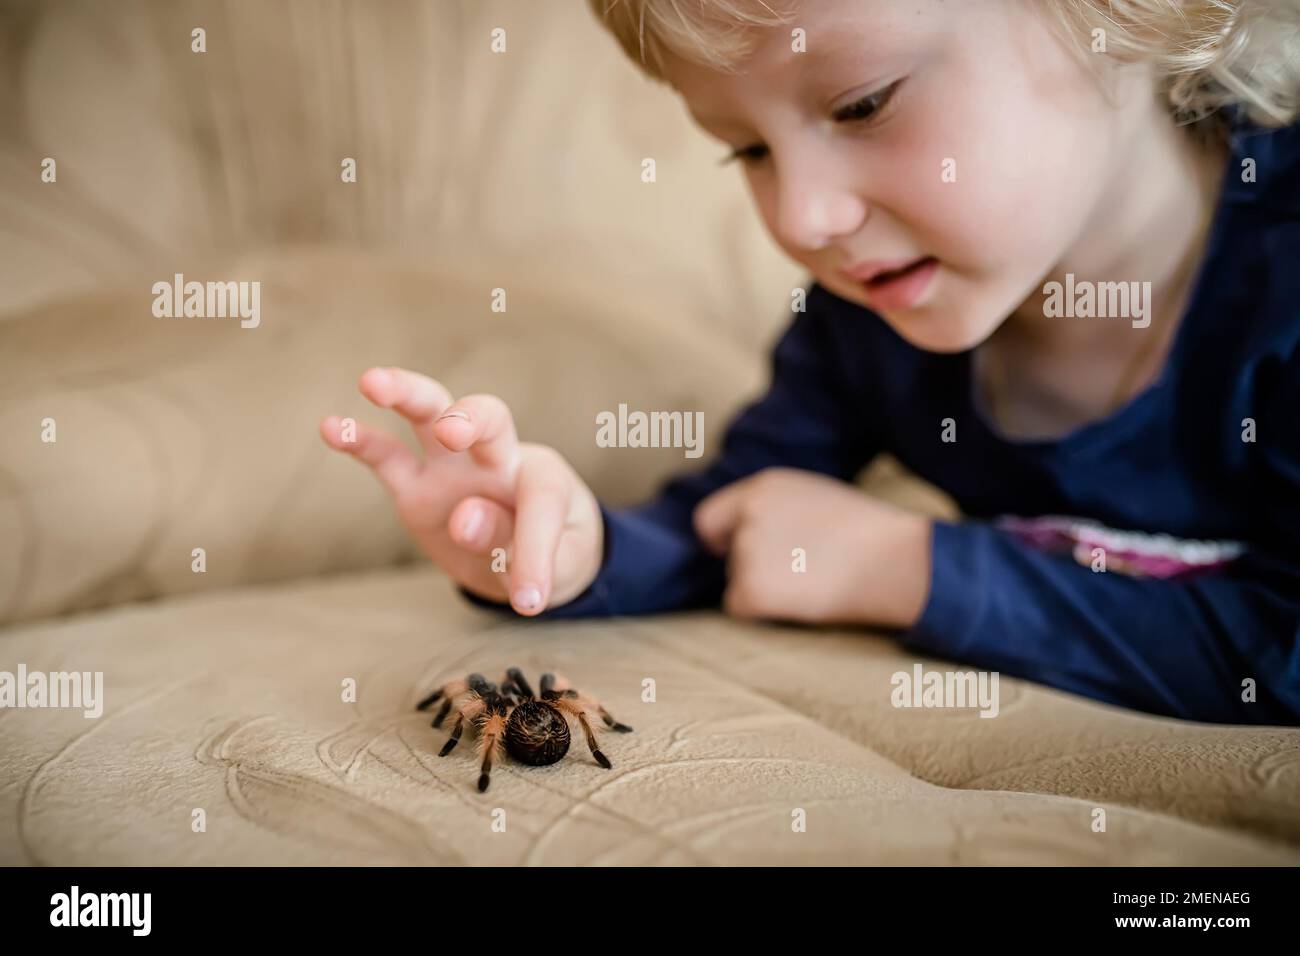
left=416, top=668, right=633, bottom=792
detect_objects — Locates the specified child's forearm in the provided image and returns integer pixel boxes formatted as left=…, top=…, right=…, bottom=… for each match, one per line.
left=903, top=520, right=1300, bottom=725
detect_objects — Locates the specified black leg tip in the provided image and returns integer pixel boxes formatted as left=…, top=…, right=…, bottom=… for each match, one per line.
left=432, top=715, right=446, bottom=728
left=478, top=774, right=491, bottom=792
left=438, top=740, right=457, bottom=757
left=594, top=751, right=612, bottom=769
left=415, top=691, right=443, bottom=711
left=613, top=722, right=633, bottom=733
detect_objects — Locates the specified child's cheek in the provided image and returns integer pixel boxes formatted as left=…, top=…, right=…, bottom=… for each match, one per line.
left=914, top=95, right=1091, bottom=293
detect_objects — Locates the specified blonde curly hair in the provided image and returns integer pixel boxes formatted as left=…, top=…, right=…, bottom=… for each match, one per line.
left=586, top=0, right=1300, bottom=130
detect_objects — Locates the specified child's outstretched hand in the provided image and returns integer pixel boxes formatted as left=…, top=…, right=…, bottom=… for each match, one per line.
left=320, top=367, right=604, bottom=616
left=692, top=467, right=932, bottom=629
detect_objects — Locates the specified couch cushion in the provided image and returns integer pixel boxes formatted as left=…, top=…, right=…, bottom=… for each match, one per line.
left=1, top=566, right=1295, bottom=865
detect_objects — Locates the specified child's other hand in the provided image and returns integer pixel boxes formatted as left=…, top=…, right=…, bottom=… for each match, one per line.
left=693, top=468, right=932, bottom=629
left=320, top=367, right=603, bottom=616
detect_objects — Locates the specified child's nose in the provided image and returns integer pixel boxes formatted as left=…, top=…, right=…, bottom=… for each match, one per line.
left=776, top=179, right=870, bottom=252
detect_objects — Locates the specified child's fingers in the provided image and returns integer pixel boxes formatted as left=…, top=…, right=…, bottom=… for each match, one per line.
left=429, top=393, right=521, bottom=472
left=319, top=415, right=421, bottom=496
left=448, top=495, right=514, bottom=555
left=692, top=480, right=747, bottom=556
left=445, top=496, right=517, bottom=604
left=508, top=448, right=574, bottom=615
left=358, top=366, right=456, bottom=457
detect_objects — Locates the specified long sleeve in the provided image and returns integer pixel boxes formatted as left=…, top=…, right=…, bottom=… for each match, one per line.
left=905, top=345, right=1300, bottom=727
left=907, top=521, right=1300, bottom=724
left=460, top=284, right=882, bottom=619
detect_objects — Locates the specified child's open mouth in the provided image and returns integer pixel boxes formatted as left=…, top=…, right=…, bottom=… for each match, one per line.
left=859, top=256, right=939, bottom=311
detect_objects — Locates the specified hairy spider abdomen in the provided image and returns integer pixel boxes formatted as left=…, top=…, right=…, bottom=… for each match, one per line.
left=504, top=700, right=570, bottom=766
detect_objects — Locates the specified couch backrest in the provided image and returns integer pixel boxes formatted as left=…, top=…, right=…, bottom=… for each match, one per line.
left=0, top=1, right=806, bottom=626
left=0, top=0, right=801, bottom=334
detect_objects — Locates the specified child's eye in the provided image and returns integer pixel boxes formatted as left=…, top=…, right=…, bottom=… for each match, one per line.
left=832, top=78, right=904, bottom=124
left=718, top=78, right=905, bottom=168
left=719, top=143, right=771, bottom=166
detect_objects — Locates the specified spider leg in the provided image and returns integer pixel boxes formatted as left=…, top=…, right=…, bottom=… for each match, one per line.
left=416, top=688, right=443, bottom=710
left=550, top=672, right=574, bottom=694
left=539, top=673, right=576, bottom=701
left=498, top=669, right=529, bottom=704
left=570, top=687, right=632, bottom=732
left=416, top=676, right=469, bottom=719
left=430, top=697, right=455, bottom=729
left=552, top=696, right=612, bottom=769
left=434, top=674, right=493, bottom=727
left=597, top=704, right=633, bottom=734
left=474, top=703, right=508, bottom=792
left=551, top=674, right=633, bottom=733
left=505, top=667, right=536, bottom=700
left=545, top=672, right=581, bottom=700
left=438, top=714, right=466, bottom=756
left=437, top=695, right=485, bottom=756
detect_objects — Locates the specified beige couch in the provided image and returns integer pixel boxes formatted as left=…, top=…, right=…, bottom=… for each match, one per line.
left=2, top=1, right=1297, bottom=865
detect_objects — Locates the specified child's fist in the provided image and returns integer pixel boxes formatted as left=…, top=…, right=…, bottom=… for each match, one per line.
left=692, top=467, right=931, bottom=628
left=320, top=367, right=603, bottom=616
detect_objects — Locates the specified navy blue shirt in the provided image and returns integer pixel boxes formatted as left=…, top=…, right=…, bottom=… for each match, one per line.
left=465, top=118, right=1300, bottom=726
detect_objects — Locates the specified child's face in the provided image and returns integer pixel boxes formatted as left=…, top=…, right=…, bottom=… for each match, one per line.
left=665, top=0, right=1155, bottom=352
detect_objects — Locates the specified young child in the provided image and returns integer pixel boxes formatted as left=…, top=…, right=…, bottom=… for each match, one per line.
left=321, top=0, right=1300, bottom=726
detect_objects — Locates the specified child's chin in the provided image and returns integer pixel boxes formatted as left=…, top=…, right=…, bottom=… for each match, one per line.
left=885, top=310, right=1000, bottom=355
